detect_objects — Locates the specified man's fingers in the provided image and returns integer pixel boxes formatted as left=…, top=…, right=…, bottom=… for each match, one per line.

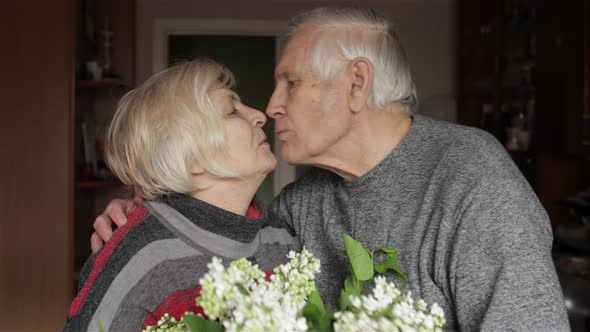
left=109, top=208, right=129, bottom=228
left=91, top=197, right=137, bottom=251
left=132, top=196, right=144, bottom=206
left=90, top=232, right=104, bottom=253
left=93, top=214, right=113, bottom=242
left=105, top=199, right=130, bottom=227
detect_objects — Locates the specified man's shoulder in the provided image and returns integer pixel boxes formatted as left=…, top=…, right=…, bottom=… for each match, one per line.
left=418, top=115, right=501, bottom=151
left=416, top=115, right=512, bottom=172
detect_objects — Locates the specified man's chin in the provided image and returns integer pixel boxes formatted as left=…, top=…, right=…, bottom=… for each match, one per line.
left=280, top=147, right=304, bottom=165
left=284, top=154, right=313, bottom=167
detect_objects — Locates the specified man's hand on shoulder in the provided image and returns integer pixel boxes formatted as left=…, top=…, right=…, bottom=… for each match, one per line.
left=90, top=197, right=143, bottom=253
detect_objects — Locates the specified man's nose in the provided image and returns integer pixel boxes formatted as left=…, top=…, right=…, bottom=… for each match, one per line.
left=265, top=88, right=284, bottom=119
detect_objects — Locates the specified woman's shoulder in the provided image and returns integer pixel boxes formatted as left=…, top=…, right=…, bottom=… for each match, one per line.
left=74, top=204, right=165, bottom=291
left=67, top=203, right=208, bottom=330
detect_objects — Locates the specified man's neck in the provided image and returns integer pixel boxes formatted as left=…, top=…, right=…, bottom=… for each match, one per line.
left=308, top=106, right=413, bottom=180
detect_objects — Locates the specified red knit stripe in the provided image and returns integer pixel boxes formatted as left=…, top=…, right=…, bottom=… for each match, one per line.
left=142, top=286, right=205, bottom=329
left=246, top=200, right=262, bottom=218
left=68, top=204, right=149, bottom=318
left=143, top=272, right=275, bottom=329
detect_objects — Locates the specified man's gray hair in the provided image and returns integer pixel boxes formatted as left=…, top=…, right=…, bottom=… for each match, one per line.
left=287, top=7, right=417, bottom=112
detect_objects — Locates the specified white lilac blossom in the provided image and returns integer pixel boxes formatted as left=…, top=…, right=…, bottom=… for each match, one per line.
left=144, top=247, right=446, bottom=332
left=270, top=248, right=321, bottom=303
left=142, top=312, right=191, bottom=332
left=223, top=283, right=308, bottom=332
left=197, top=257, right=266, bottom=320
left=333, top=276, right=446, bottom=332
left=194, top=249, right=319, bottom=332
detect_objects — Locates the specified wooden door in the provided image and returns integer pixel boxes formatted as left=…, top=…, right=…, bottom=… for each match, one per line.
left=0, top=1, right=74, bottom=330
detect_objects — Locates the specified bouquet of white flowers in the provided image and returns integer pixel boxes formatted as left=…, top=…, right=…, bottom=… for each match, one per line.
left=144, top=234, right=445, bottom=332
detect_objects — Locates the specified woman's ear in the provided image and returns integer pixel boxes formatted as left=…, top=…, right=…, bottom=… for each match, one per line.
left=348, top=57, right=373, bottom=113
left=190, top=163, right=205, bottom=176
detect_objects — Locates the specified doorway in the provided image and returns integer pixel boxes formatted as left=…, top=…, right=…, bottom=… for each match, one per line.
left=168, top=35, right=276, bottom=203
left=152, top=18, right=298, bottom=202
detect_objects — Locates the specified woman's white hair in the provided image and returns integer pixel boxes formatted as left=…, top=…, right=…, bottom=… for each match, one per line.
left=287, top=7, right=417, bottom=113
left=106, top=59, right=238, bottom=200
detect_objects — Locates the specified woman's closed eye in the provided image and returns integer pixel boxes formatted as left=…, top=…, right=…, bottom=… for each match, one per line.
left=227, top=103, right=240, bottom=116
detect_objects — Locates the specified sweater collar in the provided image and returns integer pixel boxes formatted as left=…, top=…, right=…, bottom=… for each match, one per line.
left=157, top=193, right=266, bottom=243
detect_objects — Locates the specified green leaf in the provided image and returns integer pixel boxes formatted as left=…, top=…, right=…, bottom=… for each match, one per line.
left=380, top=247, right=398, bottom=254
left=338, top=291, right=350, bottom=312
left=303, top=288, right=324, bottom=321
left=303, top=288, right=333, bottom=332
left=309, top=288, right=327, bottom=313
left=344, top=275, right=361, bottom=295
left=338, top=275, right=362, bottom=311
left=307, top=312, right=333, bottom=332
left=236, top=283, right=250, bottom=296
left=382, top=303, right=396, bottom=320
left=342, top=234, right=374, bottom=281
left=374, top=247, right=407, bottom=285
left=184, top=314, right=223, bottom=332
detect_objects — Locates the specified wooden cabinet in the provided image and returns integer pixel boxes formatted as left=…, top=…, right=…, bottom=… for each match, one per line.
left=2, top=3, right=135, bottom=329
left=534, top=1, right=586, bottom=156
left=456, top=0, right=589, bottom=226
left=71, top=0, right=135, bottom=291
left=456, top=0, right=497, bottom=129
left=457, top=0, right=587, bottom=156
left=1, top=1, right=133, bottom=327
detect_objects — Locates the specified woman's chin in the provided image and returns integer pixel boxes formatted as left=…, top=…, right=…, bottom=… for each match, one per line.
left=264, top=155, right=278, bottom=173
left=262, top=162, right=277, bottom=176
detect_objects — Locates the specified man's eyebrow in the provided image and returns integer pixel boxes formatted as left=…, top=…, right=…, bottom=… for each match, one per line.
left=274, top=69, right=289, bottom=80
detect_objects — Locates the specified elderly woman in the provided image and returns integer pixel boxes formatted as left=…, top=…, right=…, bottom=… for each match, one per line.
left=64, top=59, right=300, bottom=331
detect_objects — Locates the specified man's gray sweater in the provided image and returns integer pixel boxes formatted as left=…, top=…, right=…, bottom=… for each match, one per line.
left=270, top=115, right=570, bottom=331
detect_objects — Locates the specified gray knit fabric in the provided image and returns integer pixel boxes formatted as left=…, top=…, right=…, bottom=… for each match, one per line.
left=66, top=194, right=300, bottom=332
left=270, top=115, right=570, bottom=331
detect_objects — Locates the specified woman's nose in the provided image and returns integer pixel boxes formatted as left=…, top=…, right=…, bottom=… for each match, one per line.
left=244, top=105, right=267, bottom=127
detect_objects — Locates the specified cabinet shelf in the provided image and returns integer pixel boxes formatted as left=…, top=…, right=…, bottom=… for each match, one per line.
left=69, top=0, right=136, bottom=303
left=76, top=180, right=123, bottom=189
left=77, top=79, right=130, bottom=89
left=501, top=85, right=535, bottom=99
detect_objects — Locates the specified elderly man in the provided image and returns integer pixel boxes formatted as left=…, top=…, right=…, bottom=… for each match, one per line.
left=92, top=7, right=569, bottom=331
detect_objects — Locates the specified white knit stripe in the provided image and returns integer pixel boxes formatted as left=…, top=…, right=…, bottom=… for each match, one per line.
left=87, top=239, right=199, bottom=331
left=146, top=201, right=298, bottom=259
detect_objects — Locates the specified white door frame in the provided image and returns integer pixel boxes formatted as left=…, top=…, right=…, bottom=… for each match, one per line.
left=152, top=18, right=295, bottom=196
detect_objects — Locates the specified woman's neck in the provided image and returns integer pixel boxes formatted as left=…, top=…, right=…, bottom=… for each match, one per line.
left=190, top=177, right=261, bottom=216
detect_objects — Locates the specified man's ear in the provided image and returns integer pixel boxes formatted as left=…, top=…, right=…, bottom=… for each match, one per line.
left=347, top=57, right=373, bottom=113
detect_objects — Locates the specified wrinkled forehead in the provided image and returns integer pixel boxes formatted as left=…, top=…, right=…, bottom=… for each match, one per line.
left=209, top=88, right=240, bottom=108
left=275, top=27, right=318, bottom=79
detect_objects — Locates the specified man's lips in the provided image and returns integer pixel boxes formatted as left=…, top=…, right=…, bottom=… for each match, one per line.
left=275, top=130, right=289, bottom=139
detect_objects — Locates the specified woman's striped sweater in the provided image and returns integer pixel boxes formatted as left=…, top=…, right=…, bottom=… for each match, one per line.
left=65, top=194, right=301, bottom=331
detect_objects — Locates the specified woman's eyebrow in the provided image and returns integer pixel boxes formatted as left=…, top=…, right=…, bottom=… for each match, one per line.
left=228, top=91, right=241, bottom=102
